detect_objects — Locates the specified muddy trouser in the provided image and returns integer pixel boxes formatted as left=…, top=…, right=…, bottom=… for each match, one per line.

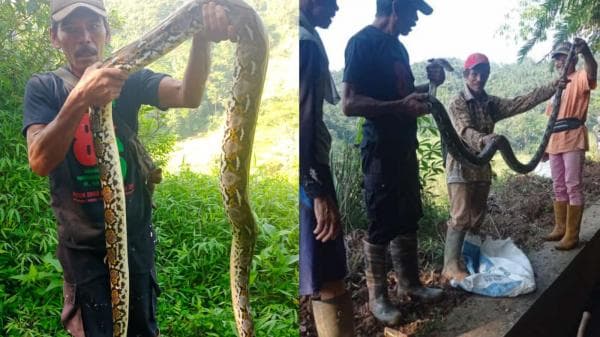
left=61, top=271, right=160, bottom=337
left=447, top=182, right=491, bottom=231
left=59, top=243, right=160, bottom=337
left=362, top=147, right=423, bottom=244
left=299, top=167, right=348, bottom=296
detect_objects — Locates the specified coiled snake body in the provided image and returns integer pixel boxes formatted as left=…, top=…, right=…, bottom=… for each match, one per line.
left=89, top=1, right=268, bottom=336
left=428, top=96, right=556, bottom=174
left=428, top=46, right=576, bottom=174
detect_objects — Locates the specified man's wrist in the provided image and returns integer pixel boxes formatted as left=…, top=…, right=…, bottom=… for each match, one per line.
left=66, top=86, right=89, bottom=112
left=192, top=33, right=211, bottom=48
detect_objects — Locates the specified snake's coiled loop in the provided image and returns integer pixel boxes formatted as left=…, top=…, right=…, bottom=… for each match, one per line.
left=89, top=1, right=268, bottom=336
left=431, top=44, right=577, bottom=174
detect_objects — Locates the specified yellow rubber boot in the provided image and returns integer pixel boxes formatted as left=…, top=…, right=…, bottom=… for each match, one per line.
left=556, top=204, right=583, bottom=250
left=312, top=292, right=355, bottom=337
left=545, top=200, right=568, bottom=241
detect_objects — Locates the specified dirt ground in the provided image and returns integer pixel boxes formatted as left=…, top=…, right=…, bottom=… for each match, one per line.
left=299, top=160, right=600, bottom=337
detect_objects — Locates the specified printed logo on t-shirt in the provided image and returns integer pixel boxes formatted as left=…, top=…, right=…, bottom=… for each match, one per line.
left=71, top=112, right=134, bottom=204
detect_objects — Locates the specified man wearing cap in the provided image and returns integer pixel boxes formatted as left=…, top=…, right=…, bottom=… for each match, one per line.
left=299, top=0, right=355, bottom=336
left=341, top=0, right=445, bottom=325
left=442, top=53, right=561, bottom=282
left=543, top=38, right=597, bottom=251
left=22, top=1, right=233, bottom=336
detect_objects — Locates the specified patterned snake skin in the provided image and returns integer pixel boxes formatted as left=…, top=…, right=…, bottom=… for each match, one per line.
left=429, top=45, right=576, bottom=174
left=88, top=1, right=268, bottom=336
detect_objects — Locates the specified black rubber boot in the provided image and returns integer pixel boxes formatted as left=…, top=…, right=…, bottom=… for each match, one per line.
left=363, top=239, right=402, bottom=326
left=390, top=233, right=443, bottom=303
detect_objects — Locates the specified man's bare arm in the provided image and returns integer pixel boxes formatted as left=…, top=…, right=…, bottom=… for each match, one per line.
left=576, top=38, right=598, bottom=85
left=341, top=82, right=430, bottom=118
left=157, top=2, right=235, bottom=109
left=27, top=66, right=128, bottom=176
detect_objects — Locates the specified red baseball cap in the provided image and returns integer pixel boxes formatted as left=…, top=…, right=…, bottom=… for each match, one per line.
left=464, top=53, right=489, bottom=70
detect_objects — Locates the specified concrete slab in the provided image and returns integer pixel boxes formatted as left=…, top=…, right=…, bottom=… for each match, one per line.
left=430, top=201, right=600, bottom=337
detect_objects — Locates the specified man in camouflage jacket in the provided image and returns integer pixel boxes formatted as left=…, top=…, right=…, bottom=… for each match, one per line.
left=442, top=53, right=560, bottom=282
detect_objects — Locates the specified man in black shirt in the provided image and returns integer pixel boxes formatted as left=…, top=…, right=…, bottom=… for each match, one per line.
left=23, top=1, right=233, bottom=336
left=342, top=0, right=445, bottom=325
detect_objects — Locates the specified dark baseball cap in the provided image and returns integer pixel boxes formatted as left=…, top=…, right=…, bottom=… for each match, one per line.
left=51, top=0, right=106, bottom=22
left=551, top=42, right=572, bottom=59
left=410, top=0, right=433, bottom=15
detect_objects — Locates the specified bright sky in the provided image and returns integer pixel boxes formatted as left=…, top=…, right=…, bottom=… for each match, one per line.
left=318, top=0, right=553, bottom=71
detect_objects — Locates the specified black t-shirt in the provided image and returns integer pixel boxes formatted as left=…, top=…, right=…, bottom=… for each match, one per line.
left=343, top=26, right=418, bottom=153
left=23, top=69, right=167, bottom=281
left=299, top=38, right=335, bottom=199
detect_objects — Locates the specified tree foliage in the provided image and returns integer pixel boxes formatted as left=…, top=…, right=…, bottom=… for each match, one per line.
left=0, top=0, right=61, bottom=102
left=514, top=0, right=600, bottom=60
left=105, top=0, right=297, bottom=139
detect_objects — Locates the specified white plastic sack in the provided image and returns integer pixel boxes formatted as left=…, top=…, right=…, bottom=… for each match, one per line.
left=450, top=234, right=536, bottom=297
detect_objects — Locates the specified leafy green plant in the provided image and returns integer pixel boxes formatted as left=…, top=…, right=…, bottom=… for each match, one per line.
left=0, top=108, right=67, bottom=336
left=417, top=115, right=445, bottom=198
left=152, top=168, right=298, bottom=336
left=510, top=0, right=600, bottom=61
left=330, top=142, right=368, bottom=231
left=137, top=105, right=177, bottom=167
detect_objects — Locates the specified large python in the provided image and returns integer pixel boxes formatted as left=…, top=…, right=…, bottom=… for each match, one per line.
left=427, top=45, right=577, bottom=174
left=88, top=1, right=268, bottom=336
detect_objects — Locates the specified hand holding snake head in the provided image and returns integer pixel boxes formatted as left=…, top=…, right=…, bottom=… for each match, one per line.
left=200, top=2, right=237, bottom=42
left=426, top=58, right=454, bottom=86
left=573, top=38, right=591, bottom=55
left=426, top=62, right=445, bottom=86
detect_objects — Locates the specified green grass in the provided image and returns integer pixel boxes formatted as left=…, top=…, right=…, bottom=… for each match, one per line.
left=153, top=169, right=298, bottom=336
left=0, top=109, right=68, bottom=337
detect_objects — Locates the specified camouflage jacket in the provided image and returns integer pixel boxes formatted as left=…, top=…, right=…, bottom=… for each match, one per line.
left=446, top=82, right=556, bottom=184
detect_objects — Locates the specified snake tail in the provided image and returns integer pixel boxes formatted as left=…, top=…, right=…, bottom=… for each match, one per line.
left=89, top=103, right=130, bottom=336
left=218, top=2, right=269, bottom=337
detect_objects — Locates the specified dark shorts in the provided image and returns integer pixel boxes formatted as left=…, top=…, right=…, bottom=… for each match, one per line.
left=361, top=145, right=423, bottom=244
left=299, top=177, right=348, bottom=296
left=61, top=271, right=161, bottom=337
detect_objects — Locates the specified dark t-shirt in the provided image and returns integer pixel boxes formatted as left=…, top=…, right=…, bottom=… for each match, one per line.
left=299, top=39, right=335, bottom=199
left=343, top=26, right=423, bottom=226
left=343, top=26, right=418, bottom=157
left=23, top=69, right=167, bottom=282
